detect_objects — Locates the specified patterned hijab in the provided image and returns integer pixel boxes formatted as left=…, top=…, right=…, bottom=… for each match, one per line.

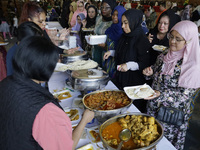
left=163, top=21, right=200, bottom=88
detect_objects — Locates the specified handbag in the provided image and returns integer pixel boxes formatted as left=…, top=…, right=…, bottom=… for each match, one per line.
left=156, top=106, right=184, bottom=126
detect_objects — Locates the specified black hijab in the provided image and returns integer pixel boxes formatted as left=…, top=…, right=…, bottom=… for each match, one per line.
left=102, top=0, right=116, bottom=11
left=122, top=9, right=143, bottom=37
left=101, top=0, right=117, bottom=21
left=151, top=9, right=181, bottom=35
left=115, top=9, right=144, bottom=64
left=114, top=9, right=150, bottom=89
left=86, top=5, right=97, bottom=28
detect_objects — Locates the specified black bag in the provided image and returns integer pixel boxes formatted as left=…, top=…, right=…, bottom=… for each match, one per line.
left=156, top=106, right=184, bottom=126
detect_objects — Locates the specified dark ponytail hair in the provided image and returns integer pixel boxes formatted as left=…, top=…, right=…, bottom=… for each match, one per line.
left=19, top=1, right=45, bottom=25
left=13, top=36, right=59, bottom=81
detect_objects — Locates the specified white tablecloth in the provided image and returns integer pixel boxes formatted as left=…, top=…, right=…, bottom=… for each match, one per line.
left=48, top=72, right=177, bottom=150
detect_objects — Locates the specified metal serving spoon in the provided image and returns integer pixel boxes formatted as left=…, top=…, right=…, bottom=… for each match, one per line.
left=117, top=129, right=131, bottom=150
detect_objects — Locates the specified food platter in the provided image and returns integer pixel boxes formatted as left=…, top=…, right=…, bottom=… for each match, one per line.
left=54, top=60, right=98, bottom=72
left=152, top=45, right=167, bottom=52
left=82, top=90, right=133, bottom=122
left=54, top=62, right=69, bottom=72
left=70, top=30, right=78, bottom=34
left=64, top=107, right=82, bottom=125
left=82, top=27, right=94, bottom=32
left=124, top=84, right=158, bottom=100
left=86, top=126, right=101, bottom=143
left=53, top=89, right=72, bottom=100
left=99, top=113, right=164, bottom=150
left=0, top=42, right=9, bottom=46
left=77, top=143, right=96, bottom=150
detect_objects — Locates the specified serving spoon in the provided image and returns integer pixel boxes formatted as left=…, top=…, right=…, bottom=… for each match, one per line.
left=117, top=129, right=131, bottom=150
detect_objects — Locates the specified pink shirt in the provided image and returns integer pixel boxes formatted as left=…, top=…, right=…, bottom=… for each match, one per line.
left=32, top=103, right=73, bottom=150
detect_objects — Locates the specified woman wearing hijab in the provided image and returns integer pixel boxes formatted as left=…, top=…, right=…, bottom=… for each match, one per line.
left=181, top=4, right=192, bottom=21
left=114, top=9, right=150, bottom=112
left=191, top=5, right=200, bottom=22
left=92, top=0, right=117, bottom=66
left=103, top=5, right=126, bottom=79
left=80, top=5, right=97, bottom=56
left=72, top=13, right=86, bottom=47
left=85, top=5, right=97, bottom=28
left=147, top=10, right=181, bottom=65
left=70, top=1, right=87, bottom=27
left=143, top=21, right=200, bottom=150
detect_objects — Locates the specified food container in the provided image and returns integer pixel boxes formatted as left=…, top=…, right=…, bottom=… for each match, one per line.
left=82, top=27, right=94, bottom=32
left=60, top=51, right=88, bottom=64
left=77, top=143, right=96, bottom=150
left=86, top=126, right=101, bottom=143
left=152, top=45, right=167, bottom=52
left=63, top=107, right=83, bottom=125
left=99, top=113, right=164, bottom=150
left=124, top=84, right=155, bottom=99
left=82, top=90, right=133, bottom=123
left=69, top=69, right=109, bottom=91
left=85, top=35, right=107, bottom=45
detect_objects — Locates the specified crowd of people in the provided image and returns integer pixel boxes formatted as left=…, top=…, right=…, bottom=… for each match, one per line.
left=0, top=0, right=200, bottom=150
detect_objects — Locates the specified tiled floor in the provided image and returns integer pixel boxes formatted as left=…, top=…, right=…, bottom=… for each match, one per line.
left=4, top=37, right=200, bottom=150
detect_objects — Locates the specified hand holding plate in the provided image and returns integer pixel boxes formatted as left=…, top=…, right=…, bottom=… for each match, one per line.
left=144, top=90, right=160, bottom=100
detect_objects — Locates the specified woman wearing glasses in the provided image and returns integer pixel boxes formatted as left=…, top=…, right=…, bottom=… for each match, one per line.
left=143, top=21, right=200, bottom=150
left=147, top=11, right=180, bottom=65
left=92, top=0, right=116, bottom=66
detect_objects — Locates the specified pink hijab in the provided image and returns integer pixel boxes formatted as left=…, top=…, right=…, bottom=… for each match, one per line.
left=70, top=1, right=87, bottom=27
left=162, top=20, right=200, bottom=89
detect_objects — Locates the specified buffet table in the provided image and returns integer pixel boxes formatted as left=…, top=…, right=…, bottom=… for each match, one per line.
left=48, top=71, right=177, bottom=150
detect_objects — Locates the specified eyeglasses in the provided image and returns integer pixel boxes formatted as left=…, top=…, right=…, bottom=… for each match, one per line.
left=100, top=6, right=111, bottom=10
left=167, top=33, right=185, bottom=43
left=158, top=22, right=169, bottom=26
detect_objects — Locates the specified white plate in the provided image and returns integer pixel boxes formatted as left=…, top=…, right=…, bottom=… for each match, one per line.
left=85, top=35, right=107, bottom=45
left=152, top=45, right=167, bottom=52
left=58, top=44, right=69, bottom=50
left=124, top=84, right=155, bottom=100
left=77, top=143, right=96, bottom=150
left=0, top=42, right=8, bottom=46
left=54, top=63, right=69, bottom=72
left=70, top=30, right=78, bottom=33
left=64, top=107, right=83, bottom=125
left=72, top=98, right=84, bottom=109
left=82, top=28, right=94, bottom=32
left=53, top=89, right=72, bottom=100
left=86, top=126, right=101, bottom=143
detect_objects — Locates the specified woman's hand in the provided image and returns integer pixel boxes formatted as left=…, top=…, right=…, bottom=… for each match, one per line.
left=98, top=43, right=106, bottom=47
left=143, top=67, right=153, bottom=76
left=81, top=109, right=95, bottom=124
left=59, top=28, right=70, bottom=40
left=82, top=19, right=87, bottom=28
left=63, top=47, right=79, bottom=54
left=103, top=51, right=111, bottom=60
left=118, top=63, right=128, bottom=72
left=147, top=33, right=153, bottom=43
